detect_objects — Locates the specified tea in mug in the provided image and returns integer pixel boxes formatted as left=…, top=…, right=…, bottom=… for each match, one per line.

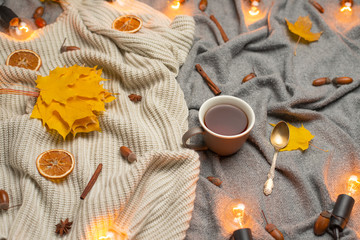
left=204, top=104, right=248, bottom=136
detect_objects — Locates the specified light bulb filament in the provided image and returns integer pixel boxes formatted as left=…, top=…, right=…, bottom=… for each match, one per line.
left=249, top=6, right=260, bottom=16
left=171, top=1, right=181, bottom=9
left=99, top=236, right=111, bottom=240
left=232, top=204, right=245, bottom=228
left=99, top=230, right=115, bottom=239
left=347, top=175, right=360, bottom=196
left=341, top=6, right=352, bottom=12
left=19, top=25, right=29, bottom=32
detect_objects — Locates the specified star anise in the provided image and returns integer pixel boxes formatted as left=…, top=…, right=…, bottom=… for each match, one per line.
left=55, top=218, right=73, bottom=236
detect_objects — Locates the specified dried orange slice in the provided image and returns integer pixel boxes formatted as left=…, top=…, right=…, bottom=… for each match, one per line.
left=112, top=15, right=143, bottom=33
left=36, top=149, right=75, bottom=179
left=6, top=49, right=42, bottom=71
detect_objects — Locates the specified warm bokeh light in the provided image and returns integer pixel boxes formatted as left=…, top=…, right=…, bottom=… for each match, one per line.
left=164, top=0, right=193, bottom=20
left=85, top=214, right=128, bottom=240
left=347, top=175, right=360, bottom=196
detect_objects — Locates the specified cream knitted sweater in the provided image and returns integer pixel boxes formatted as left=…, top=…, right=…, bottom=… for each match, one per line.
left=0, top=0, right=199, bottom=239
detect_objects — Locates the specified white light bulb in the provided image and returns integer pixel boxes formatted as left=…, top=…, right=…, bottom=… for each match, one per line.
left=346, top=175, right=360, bottom=197
left=224, top=199, right=247, bottom=230
left=9, top=17, right=34, bottom=40
left=249, top=0, right=260, bottom=16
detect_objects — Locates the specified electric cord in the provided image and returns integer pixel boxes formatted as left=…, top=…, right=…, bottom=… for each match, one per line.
left=333, top=228, right=340, bottom=240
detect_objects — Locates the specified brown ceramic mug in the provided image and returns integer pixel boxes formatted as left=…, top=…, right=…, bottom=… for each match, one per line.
left=182, top=95, right=255, bottom=156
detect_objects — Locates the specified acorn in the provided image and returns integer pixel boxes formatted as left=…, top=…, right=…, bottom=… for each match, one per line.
left=207, top=176, right=222, bottom=187
left=0, top=190, right=9, bottom=210
left=312, top=77, right=331, bottom=86
left=332, top=77, right=353, bottom=85
left=265, top=223, right=284, bottom=240
left=262, top=210, right=284, bottom=240
left=120, top=146, right=137, bottom=163
left=242, top=72, right=257, bottom=83
left=199, top=0, right=208, bottom=11
left=35, top=17, right=47, bottom=28
left=314, top=210, right=331, bottom=236
left=33, top=6, right=44, bottom=19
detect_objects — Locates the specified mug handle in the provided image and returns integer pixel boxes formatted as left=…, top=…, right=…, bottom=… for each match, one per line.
left=182, top=127, right=208, bottom=151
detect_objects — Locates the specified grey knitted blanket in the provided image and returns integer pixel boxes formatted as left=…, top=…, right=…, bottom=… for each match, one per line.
left=174, top=0, right=360, bottom=239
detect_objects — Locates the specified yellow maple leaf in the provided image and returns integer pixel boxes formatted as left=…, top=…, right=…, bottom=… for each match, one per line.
left=285, top=16, right=323, bottom=55
left=270, top=123, right=314, bottom=151
left=31, top=65, right=115, bottom=139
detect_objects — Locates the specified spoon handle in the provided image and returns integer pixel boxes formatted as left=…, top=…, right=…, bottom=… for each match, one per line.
left=264, top=150, right=279, bottom=196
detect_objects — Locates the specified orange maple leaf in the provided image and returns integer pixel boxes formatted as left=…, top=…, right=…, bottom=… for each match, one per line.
left=285, top=15, right=323, bottom=55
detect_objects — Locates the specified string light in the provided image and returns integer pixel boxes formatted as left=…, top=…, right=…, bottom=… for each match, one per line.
left=171, top=1, right=181, bottom=9
left=233, top=203, right=246, bottom=228
left=249, top=0, right=260, bottom=16
left=170, top=0, right=185, bottom=10
left=224, top=200, right=253, bottom=240
left=9, top=17, right=34, bottom=40
left=340, top=0, right=353, bottom=12
left=347, top=175, right=360, bottom=196
left=328, top=174, right=359, bottom=240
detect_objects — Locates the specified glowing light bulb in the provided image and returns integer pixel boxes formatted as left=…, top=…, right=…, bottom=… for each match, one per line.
left=171, top=1, right=181, bottom=9
left=232, top=203, right=246, bottom=228
left=249, top=0, right=260, bottom=16
left=9, top=17, right=34, bottom=40
left=170, top=0, right=185, bottom=10
left=340, top=0, right=353, bottom=12
left=328, top=174, right=359, bottom=238
left=224, top=200, right=253, bottom=240
left=347, top=175, right=360, bottom=196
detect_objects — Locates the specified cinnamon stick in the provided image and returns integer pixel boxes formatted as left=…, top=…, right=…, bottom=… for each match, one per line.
left=195, top=64, right=221, bottom=95
left=209, top=15, right=229, bottom=43
left=80, top=163, right=103, bottom=200
left=309, top=0, right=324, bottom=13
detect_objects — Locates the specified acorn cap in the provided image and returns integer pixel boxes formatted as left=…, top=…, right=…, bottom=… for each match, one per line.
left=265, top=223, right=277, bottom=233
left=128, top=152, right=137, bottom=163
left=0, top=202, right=9, bottom=210
left=314, top=211, right=331, bottom=236
left=320, top=210, right=331, bottom=219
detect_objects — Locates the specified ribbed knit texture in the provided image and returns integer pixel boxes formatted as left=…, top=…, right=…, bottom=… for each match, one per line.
left=0, top=0, right=199, bottom=239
